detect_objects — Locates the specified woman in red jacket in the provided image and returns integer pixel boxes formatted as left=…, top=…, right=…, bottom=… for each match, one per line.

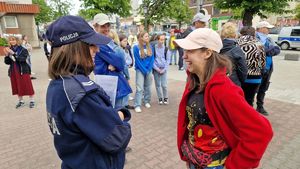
left=175, top=28, right=273, bottom=169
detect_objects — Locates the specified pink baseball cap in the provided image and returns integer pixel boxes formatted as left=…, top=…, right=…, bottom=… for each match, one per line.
left=174, top=28, right=223, bottom=53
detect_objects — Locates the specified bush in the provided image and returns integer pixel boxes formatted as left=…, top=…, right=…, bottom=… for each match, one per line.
left=0, top=37, right=8, bottom=46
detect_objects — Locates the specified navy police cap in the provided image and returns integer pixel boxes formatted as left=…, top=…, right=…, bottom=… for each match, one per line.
left=46, top=15, right=111, bottom=47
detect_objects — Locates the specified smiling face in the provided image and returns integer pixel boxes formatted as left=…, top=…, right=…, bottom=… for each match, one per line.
left=142, top=33, right=149, bottom=43
left=94, top=23, right=111, bottom=36
left=258, top=27, right=269, bottom=35
left=183, top=48, right=212, bottom=76
left=120, top=38, right=128, bottom=48
left=9, top=37, right=17, bottom=46
left=194, top=21, right=206, bottom=29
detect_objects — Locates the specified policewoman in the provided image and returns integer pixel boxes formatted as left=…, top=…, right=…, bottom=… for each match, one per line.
left=46, top=15, right=132, bottom=169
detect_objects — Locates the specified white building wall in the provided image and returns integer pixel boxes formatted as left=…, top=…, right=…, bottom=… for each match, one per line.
left=1, top=0, right=32, bottom=4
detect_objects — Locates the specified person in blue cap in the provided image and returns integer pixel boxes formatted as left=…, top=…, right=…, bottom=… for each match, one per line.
left=46, top=15, right=132, bottom=169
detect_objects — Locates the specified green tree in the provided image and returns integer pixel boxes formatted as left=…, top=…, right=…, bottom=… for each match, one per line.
left=139, top=0, right=172, bottom=28
left=169, top=0, right=193, bottom=29
left=140, top=0, right=192, bottom=30
left=32, top=0, right=52, bottom=24
left=295, top=4, right=300, bottom=20
left=49, top=0, right=73, bottom=20
left=214, top=0, right=292, bottom=26
left=79, top=0, right=131, bottom=20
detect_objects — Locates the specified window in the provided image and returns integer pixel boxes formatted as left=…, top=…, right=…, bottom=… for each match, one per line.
left=4, top=16, right=18, bottom=28
left=291, top=29, right=300, bottom=36
left=269, top=27, right=281, bottom=34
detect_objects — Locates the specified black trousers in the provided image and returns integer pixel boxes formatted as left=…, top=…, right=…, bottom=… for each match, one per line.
left=242, top=83, right=260, bottom=106
left=257, top=67, right=273, bottom=107
left=177, top=48, right=184, bottom=69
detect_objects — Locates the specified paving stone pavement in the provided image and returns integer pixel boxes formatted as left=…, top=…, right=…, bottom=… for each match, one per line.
left=0, top=48, right=299, bottom=169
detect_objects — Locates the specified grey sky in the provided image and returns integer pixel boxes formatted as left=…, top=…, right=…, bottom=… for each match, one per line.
left=70, top=0, right=82, bottom=15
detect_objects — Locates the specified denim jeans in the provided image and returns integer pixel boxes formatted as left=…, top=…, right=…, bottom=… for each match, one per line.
left=169, top=49, right=177, bottom=64
left=189, top=163, right=224, bottom=169
left=153, top=70, right=168, bottom=99
left=134, top=70, right=152, bottom=107
left=115, top=96, right=127, bottom=109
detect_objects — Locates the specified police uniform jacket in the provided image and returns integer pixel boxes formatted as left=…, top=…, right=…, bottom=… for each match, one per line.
left=46, top=73, right=132, bottom=169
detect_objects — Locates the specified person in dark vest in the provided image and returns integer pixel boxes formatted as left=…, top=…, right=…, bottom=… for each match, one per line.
left=220, top=22, right=247, bottom=86
left=255, top=21, right=281, bottom=116
left=45, top=15, right=132, bottom=169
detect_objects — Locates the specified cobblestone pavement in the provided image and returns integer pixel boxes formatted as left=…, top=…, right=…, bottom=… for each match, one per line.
left=0, top=49, right=299, bottom=169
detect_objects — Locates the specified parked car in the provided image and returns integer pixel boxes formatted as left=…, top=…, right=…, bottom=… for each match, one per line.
left=278, top=26, right=300, bottom=50
left=268, top=27, right=281, bottom=44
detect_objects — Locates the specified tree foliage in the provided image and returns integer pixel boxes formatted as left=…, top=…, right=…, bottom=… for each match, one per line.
left=79, top=0, right=131, bottom=20
left=32, top=0, right=52, bottom=24
left=169, top=0, right=193, bottom=29
left=296, top=4, right=300, bottom=20
left=140, top=0, right=193, bottom=30
left=49, top=0, right=72, bottom=20
left=214, top=0, right=292, bottom=26
left=33, top=0, right=72, bottom=24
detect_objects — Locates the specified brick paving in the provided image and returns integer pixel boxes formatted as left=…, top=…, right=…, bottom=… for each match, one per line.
left=0, top=49, right=300, bottom=169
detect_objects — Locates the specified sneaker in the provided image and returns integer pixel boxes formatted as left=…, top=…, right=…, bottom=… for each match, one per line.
left=256, top=106, right=269, bottom=116
left=145, top=103, right=151, bottom=108
left=29, top=101, right=35, bottom=108
left=179, top=67, right=184, bottom=71
left=163, top=98, right=169, bottom=105
left=16, top=101, right=25, bottom=109
left=135, top=106, right=142, bottom=113
left=129, top=96, right=134, bottom=101
left=158, top=98, right=163, bottom=105
left=125, top=105, right=135, bottom=109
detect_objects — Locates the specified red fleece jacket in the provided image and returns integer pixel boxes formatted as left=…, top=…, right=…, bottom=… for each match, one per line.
left=177, top=69, right=273, bottom=169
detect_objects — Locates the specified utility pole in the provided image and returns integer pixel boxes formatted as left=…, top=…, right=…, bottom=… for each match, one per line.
left=197, top=0, right=205, bottom=14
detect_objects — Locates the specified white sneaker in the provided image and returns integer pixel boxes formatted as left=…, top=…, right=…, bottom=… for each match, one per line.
left=145, top=103, right=151, bottom=108
left=135, top=106, right=142, bottom=113
left=129, top=96, right=134, bottom=101
left=163, top=98, right=169, bottom=105
left=158, top=98, right=163, bottom=105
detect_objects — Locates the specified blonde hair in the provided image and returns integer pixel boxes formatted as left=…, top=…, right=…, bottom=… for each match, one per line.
left=8, top=36, right=22, bottom=46
left=137, top=32, right=152, bottom=58
left=221, top=22, right=237, bottom=39
left=108, top=30, right=120, bottom=45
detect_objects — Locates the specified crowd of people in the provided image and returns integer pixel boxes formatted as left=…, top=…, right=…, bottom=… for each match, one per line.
left=2, top=10, right=281, bottom=169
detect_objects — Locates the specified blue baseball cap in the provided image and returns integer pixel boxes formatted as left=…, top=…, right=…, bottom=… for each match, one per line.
left=46, top=15, right=111, bottom=47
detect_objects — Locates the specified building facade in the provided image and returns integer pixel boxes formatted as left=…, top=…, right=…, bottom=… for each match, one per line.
left=189, top=0, right=232, bottom=31
left=189, top=0, right=300, bottom=30
left=0, top=0, right=40, bottom=47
